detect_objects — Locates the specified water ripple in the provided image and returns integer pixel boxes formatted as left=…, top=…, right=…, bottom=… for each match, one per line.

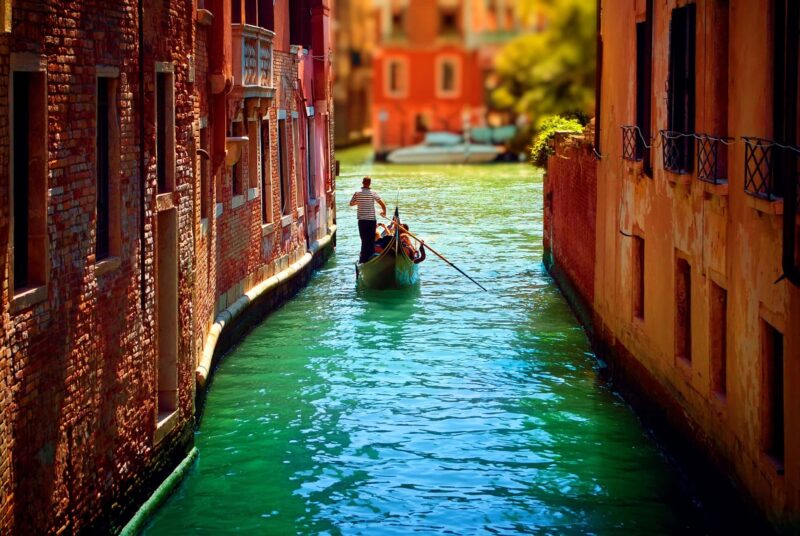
left=145, top=148, right=705, bottom=535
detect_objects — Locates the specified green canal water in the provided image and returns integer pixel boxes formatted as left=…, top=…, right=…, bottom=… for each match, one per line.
left=144, top=146, right=705, bottom=534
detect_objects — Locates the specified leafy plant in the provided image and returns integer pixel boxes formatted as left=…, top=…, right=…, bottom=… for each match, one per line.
left=492, top=0, right=597, bottom=130
left=530, top=115, right=584, bottom=167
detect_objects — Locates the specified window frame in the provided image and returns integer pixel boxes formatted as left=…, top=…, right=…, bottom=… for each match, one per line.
left=95, top=68, right=122, bottom=269
left=385, top=57, right=409, bottom=99
left=435, top=55, right=462, bottom=99
left=9, top=54, right=49, bottom=309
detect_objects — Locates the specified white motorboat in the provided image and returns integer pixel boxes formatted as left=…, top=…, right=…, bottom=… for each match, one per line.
left=387, top=132, right=502, bottom=164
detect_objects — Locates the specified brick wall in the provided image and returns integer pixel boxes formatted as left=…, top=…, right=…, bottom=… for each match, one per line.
left=0, top=1, right=336, bottom=533
left=543, top=128, right=597, bottom=312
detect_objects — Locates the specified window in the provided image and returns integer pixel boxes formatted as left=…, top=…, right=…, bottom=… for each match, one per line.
left=293, top=117, right=303, bottom=208
left=156, top=208, right=178, bottom=422
left=666, top=4, right=696, bottom=173
left=96, top=75, right=120, bottom=261
left=675, top=256, right=692, bottom=363
left=390, top=10, right=405, bottom=38
left=258, top=0, right=274, bottom=30
left=386, top=58, right=407, bottom=98
left=290, top=0, right=311, bottom=49
left=232, top=0, right=241, bottom=23
left=248, top=118, right=259, bottom=191
left=200, top=126, right=209, bottom=220
left=632, top=235, right=645, bottom=320
left=762, top=320, right=784, bottom=470
left=709, top=282, right=727, bottom=397
left=261, top=118, right=272, bottom=224
left=155, top=68, right=175, bottom=192
left=306, top=117, right=316, bottom=200
left=440, top=9, right=458, bottom=36
left=635, top=17, right=652, bottom=164
left=245, top=0, right=256, bottom=25
left=278, top=117, right=290, bottom=215
left=437, top=57, right=460, bottom=98
left=231, top=121, right=243, bottom=196
left=773, top=0, right=799, bottom=198
left=634, top=0, right=654, bottom=173
left=11, top=69, right=47, bottom=293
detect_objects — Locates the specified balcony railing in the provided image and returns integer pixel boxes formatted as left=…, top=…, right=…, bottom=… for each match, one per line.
left=621, top=125, right=641, bottom=161
left=696, top=134, right=732, bottom=185
left=660, top=130, right=693, bottom=174
left=232, top=23, right=275, bottom=98
left=743, top=137, right=781, bottom=200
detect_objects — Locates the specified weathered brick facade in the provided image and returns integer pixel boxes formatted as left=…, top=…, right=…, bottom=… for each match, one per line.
left=0, top=0, right=335, bottom=533
left=543, top=129, right=597, bottom=319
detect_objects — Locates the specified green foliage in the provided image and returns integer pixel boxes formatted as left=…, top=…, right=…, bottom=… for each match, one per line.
left=530, top=115, right=584, bottom=167
left=492, top=0, right=597, bottom=130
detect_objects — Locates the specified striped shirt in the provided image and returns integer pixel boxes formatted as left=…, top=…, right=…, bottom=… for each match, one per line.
left=351, top=188, right=382, bottom=220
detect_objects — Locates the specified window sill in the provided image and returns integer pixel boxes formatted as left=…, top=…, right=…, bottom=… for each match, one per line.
left=10, top=284, right=48, bottom=314
left=154, top=409, right=179, bottom=445
left=261, top=222, right=275, bottom=236
left=200, top=217, right=209, bottom=235
left=746, top=194, right=783, bottom=216
left=297, top=206, right=304, bottom=217
left=231, top=195, right=245, bottom=209
left=196, top=8, right=214, bottom=26
left=665, top=169, right=692, bottom=186
left=96, top=256, right=121, bottom=277
left=700, top=179, right=728, bottom=197
left=247, top=187, right=259, bottom=201
left=281, top=214, right=293, bottom=228
left=215, top=202, right=224, bottom=217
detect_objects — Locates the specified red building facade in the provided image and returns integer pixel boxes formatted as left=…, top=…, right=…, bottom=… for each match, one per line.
left=0, top=0, right=335, bottom=533
left=371, top=0, right=526, bottom=155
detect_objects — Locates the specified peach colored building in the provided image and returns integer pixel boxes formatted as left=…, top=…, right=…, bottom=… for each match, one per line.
left=547, top=0, right=799, bottom=529
left=371, top=0, right=525, bottom=155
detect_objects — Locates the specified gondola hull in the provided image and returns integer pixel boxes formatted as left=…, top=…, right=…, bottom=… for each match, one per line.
left=357, top=235, right=420, bottom=289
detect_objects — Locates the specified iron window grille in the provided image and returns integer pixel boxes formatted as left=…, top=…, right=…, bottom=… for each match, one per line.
left=661, top=130, right=693, bottom=174
left=696, top=134, right=732, bottom=184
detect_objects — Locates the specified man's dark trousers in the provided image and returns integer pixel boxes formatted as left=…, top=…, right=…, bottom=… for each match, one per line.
left=358, top=219, right=377, bottom=263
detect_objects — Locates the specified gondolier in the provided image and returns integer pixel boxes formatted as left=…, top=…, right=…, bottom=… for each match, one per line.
left=350, top=177, right=387, bottom=263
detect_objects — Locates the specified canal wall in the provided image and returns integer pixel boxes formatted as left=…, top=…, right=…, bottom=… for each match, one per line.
left=544, top=125, right=786, bottom=533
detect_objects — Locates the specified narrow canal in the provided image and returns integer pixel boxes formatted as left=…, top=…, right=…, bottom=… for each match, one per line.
left=145, top=147, right=704, bottom=534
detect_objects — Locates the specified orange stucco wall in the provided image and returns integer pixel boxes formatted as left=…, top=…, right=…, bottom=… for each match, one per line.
left=595, top=0, right=800, bottom=526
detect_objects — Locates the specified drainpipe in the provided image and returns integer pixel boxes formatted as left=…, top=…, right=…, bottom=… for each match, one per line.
left=138, top=0, right=146, bottom=312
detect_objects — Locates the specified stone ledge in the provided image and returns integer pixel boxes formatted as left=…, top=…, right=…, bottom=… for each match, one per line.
left=95, top=256, right=121, bottom=277
left=10, top=284, right=48, bottom=314
left=746, top=194, right=783, bottom=216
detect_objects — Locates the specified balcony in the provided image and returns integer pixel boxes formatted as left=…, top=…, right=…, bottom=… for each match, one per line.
left=660, top=130, right=693, bottom=175
left=743, top=137, right=784, bottom=201
left=232, top=23, right=275, bottom=100
left=695, top=134, right=732, bottom=185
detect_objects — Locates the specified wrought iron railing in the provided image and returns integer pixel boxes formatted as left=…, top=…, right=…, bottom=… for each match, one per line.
left=743, top=137, right=780, bottom=200
left=660, top=130, right=693, bottom=174
left=621, top=125, right=641, bottom=161
left=232, top=23, right=275, bottom=95
left=696, top=134, right=733, bottom=184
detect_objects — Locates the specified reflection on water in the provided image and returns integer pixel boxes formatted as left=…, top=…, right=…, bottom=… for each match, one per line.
left=144, top=146, right=706, bottom=534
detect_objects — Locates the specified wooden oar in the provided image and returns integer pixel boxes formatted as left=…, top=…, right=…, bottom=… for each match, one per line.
left=401, top=228, right=488, bottom=292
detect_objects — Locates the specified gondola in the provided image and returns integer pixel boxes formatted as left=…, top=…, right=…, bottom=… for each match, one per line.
left=356, top=210, right=420, bottom=289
